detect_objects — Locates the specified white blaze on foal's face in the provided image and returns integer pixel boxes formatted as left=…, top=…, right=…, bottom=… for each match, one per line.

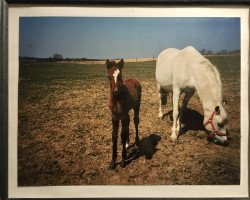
left=113, top=69, right=120, bottom=83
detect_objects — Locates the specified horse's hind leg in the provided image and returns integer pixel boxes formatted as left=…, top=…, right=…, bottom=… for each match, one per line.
left=171, top=87, right=180, bottom=141
left=121, top=114, right=130, bottom=167
left=157, top=83, right=168, bottom=119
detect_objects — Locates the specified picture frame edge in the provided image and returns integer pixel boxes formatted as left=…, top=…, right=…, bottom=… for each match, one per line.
left=1, top=0, right=249, bottom=199
left=0, top=0, right=9, bottom=200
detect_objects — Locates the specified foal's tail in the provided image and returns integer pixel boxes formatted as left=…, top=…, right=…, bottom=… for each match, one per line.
left=132, top=79, right=142, bottom=105
left=137, top=83, right=142, bottom=103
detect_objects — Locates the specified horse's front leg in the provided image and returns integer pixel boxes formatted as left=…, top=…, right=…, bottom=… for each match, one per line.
left=121, top=114, right=130, bottom=167
left=171, top=87, right=180, bottom=141
left=109, top=116, right=119, bottom=170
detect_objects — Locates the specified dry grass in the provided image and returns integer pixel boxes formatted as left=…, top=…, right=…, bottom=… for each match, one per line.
left=18, top=55, right=240, bottom=185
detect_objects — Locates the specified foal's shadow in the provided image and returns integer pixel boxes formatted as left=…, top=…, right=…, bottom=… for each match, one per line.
left=164, top=108, right=206, bottom=134
left=138, top=133, right=161, bottom=159
left=123, top=133, right=161, bottom=167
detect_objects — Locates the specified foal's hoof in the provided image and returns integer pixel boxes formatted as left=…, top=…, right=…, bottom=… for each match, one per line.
left=135, top=139, right=140, bottom=147
left=109, top=162, right=116, bottom=170
left=121, top=160, right=126, bottom=168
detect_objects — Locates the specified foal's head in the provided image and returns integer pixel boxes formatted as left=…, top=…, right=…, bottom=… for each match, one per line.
left=106, top=59, right=124, bottom=98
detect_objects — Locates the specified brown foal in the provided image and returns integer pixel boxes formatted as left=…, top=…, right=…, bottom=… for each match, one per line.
left=106, top=59, right=141, bottom=169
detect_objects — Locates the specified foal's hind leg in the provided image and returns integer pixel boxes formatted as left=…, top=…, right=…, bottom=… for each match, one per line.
left=157, top=83, right=167, bottom=119
left=121, top=114, right=130, bottom=167
left=109, top=117, right=119, bottom=170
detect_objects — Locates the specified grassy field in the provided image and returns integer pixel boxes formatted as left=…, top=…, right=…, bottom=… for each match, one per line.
left=18, top=54, right=240, bottom=185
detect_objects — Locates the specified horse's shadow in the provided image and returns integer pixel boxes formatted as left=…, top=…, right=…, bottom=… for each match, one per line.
left=164, top=108, right=232, bottom=146
left=164, top=108, right=206, bottom=134
left=122, top=133, right=161, bottom=167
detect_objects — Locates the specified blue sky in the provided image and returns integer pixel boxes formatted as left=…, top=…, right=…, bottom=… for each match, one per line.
left=19, top=17, right=240, bottom=59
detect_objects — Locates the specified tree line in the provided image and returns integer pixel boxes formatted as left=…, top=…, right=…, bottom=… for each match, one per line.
left=199, top=49, right=240, bottom=55
left=20, top=49, right=241, bottom=63
left=20, top=53, right=105, bottom=63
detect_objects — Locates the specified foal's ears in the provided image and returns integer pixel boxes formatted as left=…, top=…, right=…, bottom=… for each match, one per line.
left=106, top=59, right=113, bottom=69
left=215, top=106, right=220, bottom=115
left=106, top=59, right=124, bottom=70
left=117, top=59, right=124, bottom=70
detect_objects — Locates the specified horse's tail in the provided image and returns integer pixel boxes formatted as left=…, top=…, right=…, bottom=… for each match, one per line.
left=161, top=94, right=167, bottom=106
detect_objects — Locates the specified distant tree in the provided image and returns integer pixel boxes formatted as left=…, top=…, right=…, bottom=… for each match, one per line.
left=200, top=48, right=207, bottom=55
left=217, top=49, right=228, bottom=55
left=207, top=50, right=214, bottom=55
left=232, top=49, right=240, bottom=54
left=53, top=53, right=63, bottom=61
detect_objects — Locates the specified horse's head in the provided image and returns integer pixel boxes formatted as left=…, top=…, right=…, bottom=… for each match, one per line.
left=106, top=59, right=124, bottom=99
left=204, top=105, right=229, bottom=145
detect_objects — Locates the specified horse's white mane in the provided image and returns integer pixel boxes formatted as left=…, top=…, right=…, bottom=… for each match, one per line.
left=183, top=46, right=223, bottom=103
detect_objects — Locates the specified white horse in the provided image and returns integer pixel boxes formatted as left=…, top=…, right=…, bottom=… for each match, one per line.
left=155, top=46, right=228, bottom=144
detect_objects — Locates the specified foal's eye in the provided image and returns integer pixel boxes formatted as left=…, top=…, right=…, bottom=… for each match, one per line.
left=108, top=76, right=112, bottom=81
left=218, top=123, right=223, bottom=128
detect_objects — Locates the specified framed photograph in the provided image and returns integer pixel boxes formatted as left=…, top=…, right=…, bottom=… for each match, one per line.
left=1, top=0, right=249, bottom=198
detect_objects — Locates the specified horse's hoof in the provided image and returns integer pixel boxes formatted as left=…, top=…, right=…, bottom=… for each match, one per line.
left=170, top=134, right=177, bottom=142
left=158, top=113, right=163, bottom=119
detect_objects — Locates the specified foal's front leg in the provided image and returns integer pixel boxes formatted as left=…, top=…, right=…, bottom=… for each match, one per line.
left=121, top=114, right=130, bottom=167
left=171, top=87, right=180, bottom=141
left=110, top=117, right=119, bottom=169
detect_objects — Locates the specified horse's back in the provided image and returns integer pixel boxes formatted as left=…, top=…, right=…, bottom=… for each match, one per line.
left=156, top=48, right=180, bottom=89
left=156, top=48, right=180, bottom=72
left=180, top=46, right=209, bottom=65
left=156, top=46, right=210, bottom=90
